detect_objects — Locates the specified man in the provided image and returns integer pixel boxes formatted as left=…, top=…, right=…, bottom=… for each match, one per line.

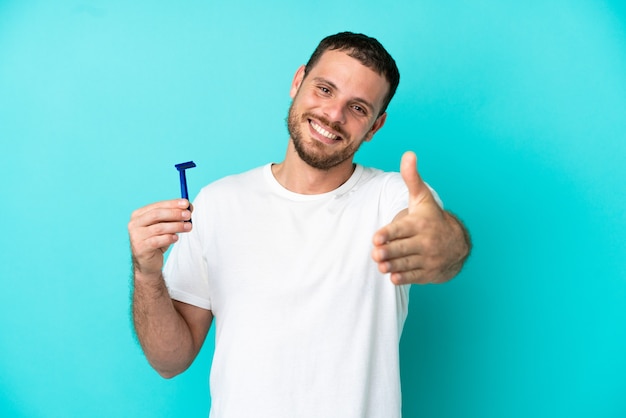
left=129, top=32, right=470, bottom=417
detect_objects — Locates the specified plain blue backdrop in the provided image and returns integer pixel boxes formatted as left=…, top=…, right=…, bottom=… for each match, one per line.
left=1, top=1, right=625, bottom=417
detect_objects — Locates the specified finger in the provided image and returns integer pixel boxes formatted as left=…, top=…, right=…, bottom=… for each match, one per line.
left=372, top=234, right=422, bottom=264
left=135, top=231, right=180, bottom=255
left=129, top=205, right=192, bottom=262
left=131, top=199, right=190, bottom=219
left=374, top=252, right=424, bottom=275
left=376, top=248, right=448, bottom=285
left=143, top=217, right=192, bottom=238
left=389, top=270, right=433, bottom=286
left=131, top=219, right=191, bottom=249
left=400, top=151, right=430, bottom=208
left=130, top=219, right=192, bottom=274
left=131, top=206, right=192, bottom=230
left=372, top=211, right=419, bottom=246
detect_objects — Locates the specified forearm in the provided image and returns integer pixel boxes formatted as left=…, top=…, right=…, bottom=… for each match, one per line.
left=132, top=270, right=196, bottom=378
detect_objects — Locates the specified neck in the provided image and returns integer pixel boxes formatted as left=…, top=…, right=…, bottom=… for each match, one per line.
left=271, top=140, right=356, bottom=194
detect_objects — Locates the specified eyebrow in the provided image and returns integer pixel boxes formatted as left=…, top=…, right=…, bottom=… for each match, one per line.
left=312, top=76, right=377, bottom=115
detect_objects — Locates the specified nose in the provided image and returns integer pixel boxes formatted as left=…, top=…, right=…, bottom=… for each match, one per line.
left=322, top=99, right=346, bottom=125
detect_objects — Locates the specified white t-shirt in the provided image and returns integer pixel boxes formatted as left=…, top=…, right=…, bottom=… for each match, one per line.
left=164, top=163, right=435, bottom=418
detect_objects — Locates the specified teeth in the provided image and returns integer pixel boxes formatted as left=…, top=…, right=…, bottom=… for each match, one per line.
left=311, top=121, right=338, bottom=140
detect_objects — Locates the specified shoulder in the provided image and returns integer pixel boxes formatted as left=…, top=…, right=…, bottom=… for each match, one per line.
left=356, top=164, right=443, bottom=208
left=196, top=165, right=267, bottom=199
left=356, top=165, right=405, bottom=191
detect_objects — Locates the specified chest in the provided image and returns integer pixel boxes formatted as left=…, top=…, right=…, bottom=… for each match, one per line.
left=202, top=192, right=388, bottom=315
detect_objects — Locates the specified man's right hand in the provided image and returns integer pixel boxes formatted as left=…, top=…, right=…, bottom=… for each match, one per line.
left=128, top=199, right=193, bottom=277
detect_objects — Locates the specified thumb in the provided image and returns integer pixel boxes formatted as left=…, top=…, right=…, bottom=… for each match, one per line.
left=400, top=151, right=431, bottom=209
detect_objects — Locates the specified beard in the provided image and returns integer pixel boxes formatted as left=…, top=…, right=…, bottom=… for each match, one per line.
left=286, top=101, right=365, bottom=171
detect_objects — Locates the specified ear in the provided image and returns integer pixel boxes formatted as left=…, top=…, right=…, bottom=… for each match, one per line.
left=290, top=65, right=306, bottom=99
left=364, top=112, right=387, bottom=142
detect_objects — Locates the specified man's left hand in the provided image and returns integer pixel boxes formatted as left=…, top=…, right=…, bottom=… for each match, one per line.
left=372, top=151, right=470, bottom=285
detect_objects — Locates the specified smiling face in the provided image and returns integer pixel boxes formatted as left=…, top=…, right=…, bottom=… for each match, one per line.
left=286, top=49, right=390, bottom=171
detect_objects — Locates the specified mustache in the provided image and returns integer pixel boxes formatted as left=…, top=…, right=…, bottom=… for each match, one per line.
left=301, top=112, right=347, bottom=139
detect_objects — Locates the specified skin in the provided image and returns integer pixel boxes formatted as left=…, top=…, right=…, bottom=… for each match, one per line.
left=129, top=49, right=470, bottom=377
left=280, top=50, right=388, bottom=185
left=129, top=200, right=212, bottom=378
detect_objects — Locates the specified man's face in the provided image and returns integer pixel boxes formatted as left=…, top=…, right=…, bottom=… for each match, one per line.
left=286, top=49, right=389, bottom=170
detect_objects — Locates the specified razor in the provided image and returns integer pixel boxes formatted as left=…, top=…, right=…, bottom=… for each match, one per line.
left=175, top=161, right=196, bottom=201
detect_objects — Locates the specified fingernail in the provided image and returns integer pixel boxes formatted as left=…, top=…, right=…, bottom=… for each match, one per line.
left=392, top=273, right=403, bottom=284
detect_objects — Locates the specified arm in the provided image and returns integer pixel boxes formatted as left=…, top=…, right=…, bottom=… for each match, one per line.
left=129, top=199, right=213, bottom=378
left=372, top=152, right=471, bottom=285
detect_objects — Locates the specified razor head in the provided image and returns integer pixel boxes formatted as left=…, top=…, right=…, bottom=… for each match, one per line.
left=175, top=161, right=196, bottom=171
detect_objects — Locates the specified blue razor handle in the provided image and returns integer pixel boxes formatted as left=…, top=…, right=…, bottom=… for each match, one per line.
left=175, top=160, right=196, bottom=201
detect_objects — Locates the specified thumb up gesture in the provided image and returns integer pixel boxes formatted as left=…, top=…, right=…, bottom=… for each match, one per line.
left=372, top=152, right=470, bottom=285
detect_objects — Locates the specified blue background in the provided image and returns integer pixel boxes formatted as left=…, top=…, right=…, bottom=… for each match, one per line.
left=1, top=1, right=625, bottom=417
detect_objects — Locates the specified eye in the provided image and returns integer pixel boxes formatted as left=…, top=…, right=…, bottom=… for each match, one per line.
left=318, top=86, right=331, bottom=95
left=352, top=104, right=367, bottom=115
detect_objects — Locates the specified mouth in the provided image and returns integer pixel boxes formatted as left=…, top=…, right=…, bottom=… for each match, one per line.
left=309, top=119, right=342, bottom=142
